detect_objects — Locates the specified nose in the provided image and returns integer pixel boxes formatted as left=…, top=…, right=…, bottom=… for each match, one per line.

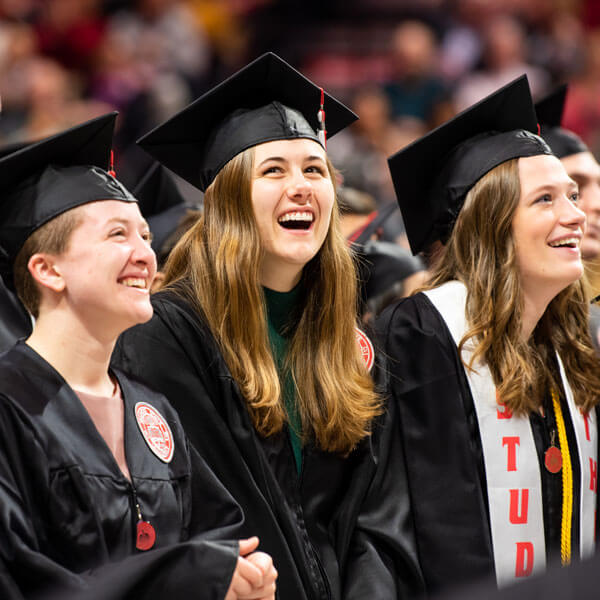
left=285, top=168, right=312, bottom=204
left=132, top=233, right=157, bottom=276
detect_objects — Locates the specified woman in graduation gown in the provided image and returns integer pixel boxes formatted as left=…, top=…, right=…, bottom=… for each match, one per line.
left=378, top=75, right=600, bottom=595
left=113, top=52, right=423, bottom=600
left=0, top=114, right=277, bottom=600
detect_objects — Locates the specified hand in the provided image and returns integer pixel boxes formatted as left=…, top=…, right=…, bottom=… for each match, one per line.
left=224, top=538, right=277, bottom=600
left=245, top=551, right=277, bottom=600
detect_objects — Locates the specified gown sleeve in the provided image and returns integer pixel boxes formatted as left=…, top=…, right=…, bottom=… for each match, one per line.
left=340, top=398, right=425, bottom=599
left=371, top=294, right=494, bottom=594
left=0, top=394, right=239, bottom=600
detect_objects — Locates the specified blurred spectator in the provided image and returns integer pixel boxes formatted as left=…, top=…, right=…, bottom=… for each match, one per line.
left=383, top=20, right=452, bottom=126
left=439, top=0, right=500, bottom=82
left=328, top=85, right=425, bottom=209
left=108, top=0, right=212, bottom=85
left=454, top=14, right=548, bottom=111
left=338, top=186, right=377, bottom=239
left=562, top=30, right=600, bottom=153
left=520, top=1, right=585, bottom=83
left=34, top=0, right=106, bottom=73
left=0, top=21, right=39, bottom=136
left=3, top=56, right=80, bottom=141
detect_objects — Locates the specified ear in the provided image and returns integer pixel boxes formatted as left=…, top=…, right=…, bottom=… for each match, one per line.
left=27, top=253, right=66, bottom=293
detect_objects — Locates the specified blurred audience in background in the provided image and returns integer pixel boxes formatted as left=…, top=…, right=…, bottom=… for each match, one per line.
left=0, top=0, right=598, bottom=257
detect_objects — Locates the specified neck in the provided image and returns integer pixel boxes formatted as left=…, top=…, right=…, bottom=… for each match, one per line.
left=260, top=260, right=303, bottom=292
left=26, top=309, right=117, bottom=396
left=520, top=286, right=557, bottom=341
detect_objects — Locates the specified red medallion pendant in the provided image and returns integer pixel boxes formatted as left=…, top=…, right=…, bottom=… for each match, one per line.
left=544, top=445, right=562, bottom=474
left=136, top=520, right=156, bottom=551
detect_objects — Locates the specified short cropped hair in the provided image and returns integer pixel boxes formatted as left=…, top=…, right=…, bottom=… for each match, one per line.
left=13, top=209, right=82, bottom=318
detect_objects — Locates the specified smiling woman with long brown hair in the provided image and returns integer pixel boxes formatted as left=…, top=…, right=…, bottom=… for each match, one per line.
left=114, top=53, right=422, bottom=600
left=379, top=76, right=600, bottom=596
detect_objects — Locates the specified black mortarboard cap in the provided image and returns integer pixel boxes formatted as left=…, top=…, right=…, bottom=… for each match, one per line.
left=137, top=52, right=358, bottom=192
left=536, top=85, right=588, bottom=158
left=388, top=75, right=552, bottom=255
left=360, top=240, right=424, bottom=300
left=0, top=112, right=136, bottom=290
left=350, top=202, right=399, bottom=245
left=134, top=162, right=191, bottom=254
left=0, top=140, right=28, bottom=160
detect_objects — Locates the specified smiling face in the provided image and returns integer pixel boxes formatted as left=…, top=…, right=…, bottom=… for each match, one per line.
left=251, top=138, right=335, bottom=290
left=512, top=154, right=586, bottom=303
left=560, top=151, right=600, bottom=260
left=49, top=200, right=156, bottom=334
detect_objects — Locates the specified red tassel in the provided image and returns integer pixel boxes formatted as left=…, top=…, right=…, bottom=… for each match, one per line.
left=108, top=150, right=116, bottom=178
left=317, top=87, right=327, bottom=149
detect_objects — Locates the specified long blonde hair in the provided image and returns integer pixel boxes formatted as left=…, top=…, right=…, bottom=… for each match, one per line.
left=162, top=146, right=380, bottom=454
left=428, top=158, right=600, bottom=414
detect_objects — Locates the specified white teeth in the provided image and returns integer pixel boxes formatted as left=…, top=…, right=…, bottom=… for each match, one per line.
left=549, top=237, right=580, bottom=248
left=120, top=278, right=146, bottom=289
left=278, top=211, right=314, bottom=223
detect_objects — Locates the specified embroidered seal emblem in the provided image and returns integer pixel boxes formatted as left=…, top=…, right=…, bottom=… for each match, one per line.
left=134, top=402, right=174, bottom=463
left=355, top=327, right=374, bottom=372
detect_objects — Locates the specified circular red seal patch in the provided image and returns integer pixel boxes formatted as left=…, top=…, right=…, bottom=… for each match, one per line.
left=355, top=327, right=375, bottom=372
left=544, top=446, right=562, bottom=474
left=134, top=402, right=174, bottom=463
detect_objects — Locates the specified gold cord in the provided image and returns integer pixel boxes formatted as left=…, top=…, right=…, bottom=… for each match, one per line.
left=551, top=389, right=573, bottom=566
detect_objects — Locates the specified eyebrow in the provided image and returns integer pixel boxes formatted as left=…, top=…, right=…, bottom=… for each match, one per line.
left=257, top=154, right=326, bottom=167
left=106, top=217, right=150, bottom=229
left=527, top=180, right=578, bottom=196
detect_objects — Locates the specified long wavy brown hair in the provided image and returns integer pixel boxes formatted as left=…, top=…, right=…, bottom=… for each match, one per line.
left=427, top=158, right=600, bottom=414
left=161, top=146, right=380, bottom=454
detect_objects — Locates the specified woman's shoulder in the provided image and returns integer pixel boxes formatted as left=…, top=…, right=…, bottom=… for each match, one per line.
left=376, top=292, right=446, bottom=343
left=119, top=289, right=212, bottom=347
left=375, top=291, right=461, bottom=381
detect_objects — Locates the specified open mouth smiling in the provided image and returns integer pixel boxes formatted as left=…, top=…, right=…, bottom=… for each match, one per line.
left=548, top=236, right=580, bottom=249
left=277, top=211, right=314, bottom=231
left=118, top=277, right=148, bottom=290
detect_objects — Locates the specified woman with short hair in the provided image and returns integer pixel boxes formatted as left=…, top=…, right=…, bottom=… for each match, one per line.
left=0, top=114, right=276, bottom=600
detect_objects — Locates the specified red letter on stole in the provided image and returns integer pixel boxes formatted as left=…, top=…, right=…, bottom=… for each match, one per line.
left=515, top=542, right=534, bottom=577
left=582, top=411, right=591, bottom=441
left=503, top=436, right=520, bottom=471
left=590, top=459, right=598, bottom=493
left=509, top=489, right=529, bottom=524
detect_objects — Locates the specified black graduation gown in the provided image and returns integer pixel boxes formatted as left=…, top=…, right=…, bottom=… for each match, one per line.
left=0, top=278, right=31, bottom=352
left=113, top=290, right=423, bottom=600
left=376, top=293, right=600, bottom=595
left=0, top=341, right=242, bottom=600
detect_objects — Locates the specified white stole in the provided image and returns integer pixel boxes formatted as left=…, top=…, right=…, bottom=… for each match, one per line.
left=424, top=281, right=597, bottom=587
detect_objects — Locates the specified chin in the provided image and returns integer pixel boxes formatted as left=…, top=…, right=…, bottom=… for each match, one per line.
left=126, top=304, right=154, bottom=328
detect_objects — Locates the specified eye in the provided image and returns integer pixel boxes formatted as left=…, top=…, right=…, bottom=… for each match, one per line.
left=305, top=164, right=326, bottom=175
left=569, top=191, right=580, bottom=203
left=262, top=165, right=283, bottom=175
left=142, top=230, right=153, bottom=243
left=109, top=228, right=126, bottom=238
left=535, top=193, right=552, bottom=204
